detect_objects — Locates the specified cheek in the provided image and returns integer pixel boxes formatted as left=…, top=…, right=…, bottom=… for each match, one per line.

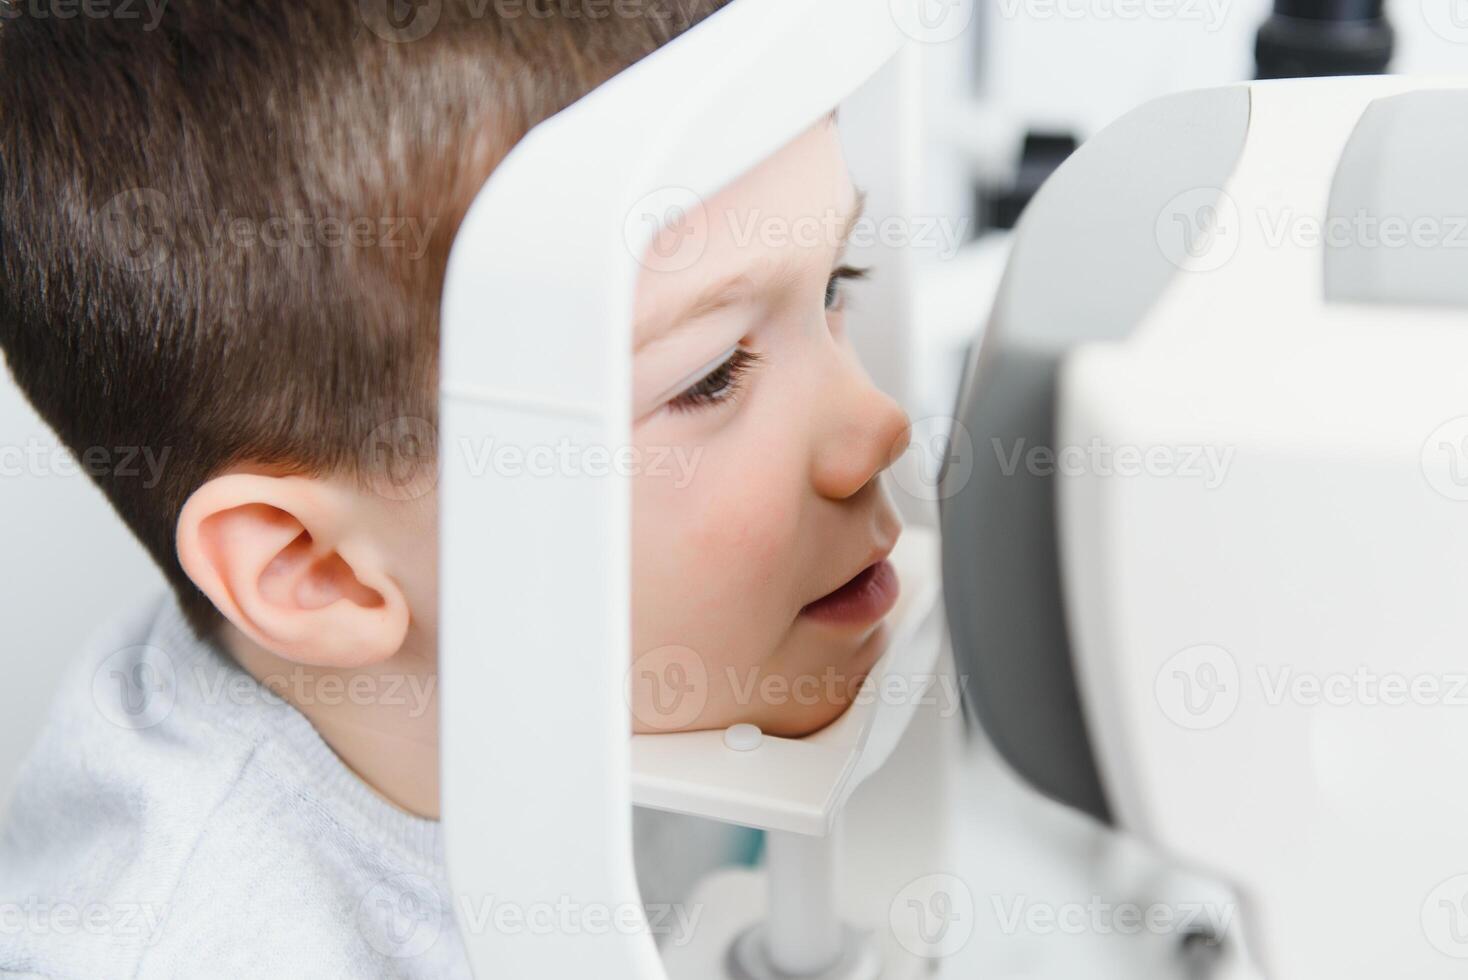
left=631, top=443, right=801, bottom=638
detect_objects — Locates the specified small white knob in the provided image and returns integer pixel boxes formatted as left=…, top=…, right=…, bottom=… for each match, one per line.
left=723, top=723, right=763, bottom=751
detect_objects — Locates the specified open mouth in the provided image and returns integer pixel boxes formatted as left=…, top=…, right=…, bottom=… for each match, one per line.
left=799, top=558, right=899, bottom=627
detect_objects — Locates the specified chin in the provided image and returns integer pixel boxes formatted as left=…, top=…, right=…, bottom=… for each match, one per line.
left=757, top=700, right=853, bottom=739
left=767, top=644, right=891, bottom=736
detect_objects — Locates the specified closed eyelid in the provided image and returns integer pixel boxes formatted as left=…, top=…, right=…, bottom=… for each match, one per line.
left=634, top=343, right=739, bottom=422
left=656, top=344, right=739, bottom=404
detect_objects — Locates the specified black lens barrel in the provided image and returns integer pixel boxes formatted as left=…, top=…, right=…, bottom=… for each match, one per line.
left=1255, top=0, right=1394, bottom=78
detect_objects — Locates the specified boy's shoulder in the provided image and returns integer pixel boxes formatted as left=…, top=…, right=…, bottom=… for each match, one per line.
left=0, top=594, right=468, bottom=979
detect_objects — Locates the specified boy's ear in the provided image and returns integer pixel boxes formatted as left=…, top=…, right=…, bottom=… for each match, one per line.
left=175, top=472, right=411, bottom=668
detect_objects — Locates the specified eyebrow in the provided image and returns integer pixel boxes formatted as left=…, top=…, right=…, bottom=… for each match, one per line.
left=633, top=186, right=868, bottom=353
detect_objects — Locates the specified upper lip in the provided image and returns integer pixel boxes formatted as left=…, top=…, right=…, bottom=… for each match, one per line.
left=804, top=538, right=897, bottom=608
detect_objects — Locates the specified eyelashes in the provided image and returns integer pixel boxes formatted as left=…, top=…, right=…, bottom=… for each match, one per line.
left=666, top=348, right=763, bottom=414
left=665, top=264, right=872, bottom=415
left=825, top=264, right=869, bottom=312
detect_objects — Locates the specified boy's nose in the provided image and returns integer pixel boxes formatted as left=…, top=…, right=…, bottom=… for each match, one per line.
left=808, top=364, right=912, bottom=502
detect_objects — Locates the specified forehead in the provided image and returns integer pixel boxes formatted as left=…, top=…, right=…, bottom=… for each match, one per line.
left=632, top=118, right=856, bottom=351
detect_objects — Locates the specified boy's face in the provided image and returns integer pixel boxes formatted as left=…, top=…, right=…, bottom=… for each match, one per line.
left=628, top=117, right=911, bottom=737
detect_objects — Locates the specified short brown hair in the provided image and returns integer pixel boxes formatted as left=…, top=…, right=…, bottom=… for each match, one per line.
left=0, top=0, right=732, bottom=635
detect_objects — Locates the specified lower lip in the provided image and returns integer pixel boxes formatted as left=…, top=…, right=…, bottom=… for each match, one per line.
left=799, top=559, right=900, bottom=627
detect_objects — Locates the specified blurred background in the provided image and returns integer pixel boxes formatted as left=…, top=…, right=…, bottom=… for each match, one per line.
left=1, top=1, right=1462, bottom=975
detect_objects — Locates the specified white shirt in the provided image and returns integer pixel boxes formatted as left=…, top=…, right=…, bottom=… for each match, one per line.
left=0, top=593, right=472, bottom=978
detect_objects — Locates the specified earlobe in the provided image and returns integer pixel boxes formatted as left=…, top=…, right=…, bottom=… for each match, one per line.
left=176, top=473, right=411, bottom=668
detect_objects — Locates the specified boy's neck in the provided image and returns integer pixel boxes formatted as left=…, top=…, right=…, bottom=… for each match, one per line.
left=218, top=624, right=442, bottom=820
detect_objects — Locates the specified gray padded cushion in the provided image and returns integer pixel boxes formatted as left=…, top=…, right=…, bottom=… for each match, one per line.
left=939, top=85, right=1251, bottom=823
left=1326, top=88, right=1468, bottom=309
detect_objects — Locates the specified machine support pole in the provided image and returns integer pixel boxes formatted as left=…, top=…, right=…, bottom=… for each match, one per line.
left=764, top=823, right=844, bottom=975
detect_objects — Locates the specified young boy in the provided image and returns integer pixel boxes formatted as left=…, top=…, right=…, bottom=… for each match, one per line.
left=0, top=1, right=911, bottom=976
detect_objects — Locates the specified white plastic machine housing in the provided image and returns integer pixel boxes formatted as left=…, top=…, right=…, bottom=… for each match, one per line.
left=436, top=3, right=938, bottom=979
left=1047, top=76, right=1468, bottom=977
